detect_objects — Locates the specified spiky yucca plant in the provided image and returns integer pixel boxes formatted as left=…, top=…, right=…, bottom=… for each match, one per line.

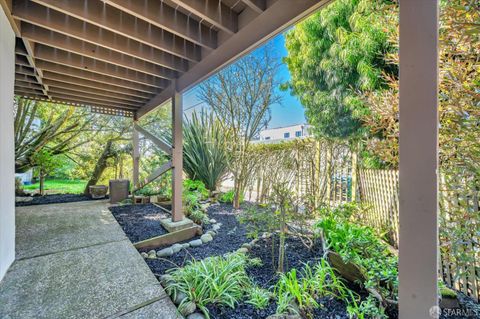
left=183, top=111, right=231, bottom=192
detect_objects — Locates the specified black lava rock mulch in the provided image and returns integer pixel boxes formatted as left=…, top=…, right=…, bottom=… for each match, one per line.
left=144, top=203, right=249, bottom=275
left=109, top=203, right=169, bottom=243
left=15, top=194, right=105, bottom=207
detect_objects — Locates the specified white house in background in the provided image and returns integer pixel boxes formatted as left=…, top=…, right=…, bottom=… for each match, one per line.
left=258, top=124, right=312, bottom=142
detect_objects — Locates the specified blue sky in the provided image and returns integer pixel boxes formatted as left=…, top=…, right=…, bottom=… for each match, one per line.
left=183, top=34, right=306, bottom=129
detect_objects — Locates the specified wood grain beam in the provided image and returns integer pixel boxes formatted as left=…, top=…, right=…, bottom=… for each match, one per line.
left=15, top=80, right=43, bottom=90
left=104, top=0, right=217, bottom=49
left=34, top=44, right=171, bottom=88
left=168, top=0, right=238, bottom=35
left=15, top=65, right=35, bottom=76
left=15, top=73, right=37, bottom=83
left=47, top=86, right=143, bottom=108
left=22, top=23, right=180, bottom=79
left=134, top=124, right=172, bottom=156
left=44, top=79, right=148, bottom=104
left=139, top=0, right=331, bottom=116
left=42, top=71, right=153, bottom=99
left=28, top=0, right=202, bottom=62
left=48, top=93, right=139, bottom=111
left=36, top=61, right=161, bottom=94
left=13, top=0, right=189, bottom=72
left=15, top=54, right=30, bottom=66
left=241, top=0, right=266, bottom=14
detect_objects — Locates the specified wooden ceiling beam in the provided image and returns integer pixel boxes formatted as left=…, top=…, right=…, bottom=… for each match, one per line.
left=168, top=0, right=238, bottom=35
left=13, top=1, right=189, bottom=72
left=241, top=0, right=266, bottom=14
left=43, top=79, right=149, bottom=104
left=15, top=80, right=43, bottom=90
left=42, top=71, right=154, bottom=100
left=139, top=0, right=331, bottom=116
left=15, top=73, right=38, bottom=83
left=22, top=23, right=180, bottom=79
left=36, top=61, right=161, bottom=94
left=15, top=86, right=45, bottom=95
left=104, top=0, right=217, bottom=49
left=33, top=45, right=171, bottom=88
left=48, top=93, right=139, bottom=111
left=47, top=87, right=143, bottom=108
left=28, top=0, right=202, bottom=62
left=15, top=65, right=36, bottom=76
left=15, top=54, right=30, bottom=66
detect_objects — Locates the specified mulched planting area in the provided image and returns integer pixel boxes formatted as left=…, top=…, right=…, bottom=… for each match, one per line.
left=143, top=203, right=248, bottom=275
left=109, top=203, right=169, bottom=243
left=15, top=194, right=106, bottom=206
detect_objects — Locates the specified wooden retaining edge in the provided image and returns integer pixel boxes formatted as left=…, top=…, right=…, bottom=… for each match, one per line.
left=134, top=225, right=202, bottom=251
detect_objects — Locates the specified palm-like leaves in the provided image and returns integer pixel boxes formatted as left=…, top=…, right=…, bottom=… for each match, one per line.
left=183, top=111, right=231, bottom=191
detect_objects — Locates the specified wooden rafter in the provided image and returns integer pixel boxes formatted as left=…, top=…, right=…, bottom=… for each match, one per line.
left=34, top=45, right=173, bottom=87
left=241, top=0, right=266, bottom=14
left=35, top=61, right=161, bottom=94
left=13, top=1, right=190, bottom=73
left=168, top=0, right=238, bottom=35
left=28, top=0, right=202, bottom=62
left=22, top=23, right=181, bottom=79
left=104, top=0, right=217, bottom=50
left=42, top=71, right=154, bottom=100
left=46, top=86, right=144, bottom=107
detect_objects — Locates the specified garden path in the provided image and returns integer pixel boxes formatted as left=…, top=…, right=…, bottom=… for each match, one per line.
left=0, top=200, right=179, bottom=319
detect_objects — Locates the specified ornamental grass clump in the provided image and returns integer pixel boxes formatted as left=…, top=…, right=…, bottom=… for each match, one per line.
left=165, top=253, right=252, bottom=318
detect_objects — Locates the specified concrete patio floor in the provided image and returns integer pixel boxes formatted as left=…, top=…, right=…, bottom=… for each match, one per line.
left=0, top=200, right=180, bottom=319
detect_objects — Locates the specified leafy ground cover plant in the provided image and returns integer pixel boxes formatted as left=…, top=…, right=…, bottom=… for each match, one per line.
left=165, top=252, right=258, bottom=318
left=245, top=286, right=272, bottom=310
left=316, top=214, right=398, bottom=306
left=219, top=189, right=243, bottom=204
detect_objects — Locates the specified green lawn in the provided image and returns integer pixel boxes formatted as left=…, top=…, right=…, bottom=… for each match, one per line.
left=23, top=179, right=87, bottom=194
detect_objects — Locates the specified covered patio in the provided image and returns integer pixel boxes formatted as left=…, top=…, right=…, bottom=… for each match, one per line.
left=0, top=0, right=439, bottom=318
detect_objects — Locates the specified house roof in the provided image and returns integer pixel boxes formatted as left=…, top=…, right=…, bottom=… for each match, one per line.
left=1, top=0, right=330, bottom=117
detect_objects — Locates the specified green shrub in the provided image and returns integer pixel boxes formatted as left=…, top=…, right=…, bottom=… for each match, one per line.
left=219, top=189, right=242, bottom=204
left=183, top=112, right=231, bottom=192
left=184, top=179, right=209, bottom=199
left=316, top=216, right=398, bottom=302
left=188, top=209, right=209, bottom=225
left=165, top=253, right=252, bottom=318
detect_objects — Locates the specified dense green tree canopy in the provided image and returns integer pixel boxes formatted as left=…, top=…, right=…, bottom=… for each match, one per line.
left=283, top=0, right=397, bottom=139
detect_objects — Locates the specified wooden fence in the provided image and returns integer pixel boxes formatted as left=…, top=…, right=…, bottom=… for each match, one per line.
left=248, top=140, right=479, bottom=301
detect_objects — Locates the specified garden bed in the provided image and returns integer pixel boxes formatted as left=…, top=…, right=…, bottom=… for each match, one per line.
left=109, top=203, right=169, bottom=243
left=15, top=194, right=105, bottom=207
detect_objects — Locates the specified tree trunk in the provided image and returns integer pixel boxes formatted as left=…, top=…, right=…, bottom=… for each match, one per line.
left=233, top=179, right=242, bottom=209
left=83, top=141, right=114, bottom=195
left=39, top=168, right=45, bottom=196
left=277, top=207, right=286, bottom=273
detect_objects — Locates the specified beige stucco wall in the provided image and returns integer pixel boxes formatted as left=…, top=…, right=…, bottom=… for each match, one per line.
left=0, top=7, right=15, bottom=281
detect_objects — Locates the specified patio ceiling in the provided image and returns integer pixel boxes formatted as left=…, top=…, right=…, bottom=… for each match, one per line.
left=1, top=0, right=330, bottom=117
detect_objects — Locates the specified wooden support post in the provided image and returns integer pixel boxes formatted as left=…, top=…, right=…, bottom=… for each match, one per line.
left=398, top=0, right=439, bottom=318
left=132, top=114, right=140, bottom=189
left=171, top=86, right=184, bottom=222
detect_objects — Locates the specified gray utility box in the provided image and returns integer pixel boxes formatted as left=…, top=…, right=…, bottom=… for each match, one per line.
left=109, top=179, right=130, bottom=204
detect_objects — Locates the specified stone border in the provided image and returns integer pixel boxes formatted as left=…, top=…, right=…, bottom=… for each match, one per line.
left=141, top=219, right=222, bottom=259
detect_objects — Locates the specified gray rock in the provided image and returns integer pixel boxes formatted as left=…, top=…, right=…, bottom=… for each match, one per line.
left=181, top=243, right=190, bottom=249
left=172, top=243, right=183, bottom=253
left=241, top=243, right=251, bottom=250
left=209, top=218, right=217, bottom=224
left=212, top=223, right=221, bottom=231
left=206, top=230, right=216, bottom=237
left=174, top=291, right=188, bottom=305
left=147, top=250, right=157, bottom=259
left=179, top=301, right=196, bottom=316
left=187, top=313, right=206, bottom=319
left=266, top=315, right=301, bottom=319
left=189, top=239, right=203, bottom=247
left=156, top=247, right=174, bottom=257
left=159, top=274, right=174, bottom=287
left=237, top=247, right=248, bottom=254
left=140, top=252, right=148, bottom=258
left=200, top=233, right=213, bottom=243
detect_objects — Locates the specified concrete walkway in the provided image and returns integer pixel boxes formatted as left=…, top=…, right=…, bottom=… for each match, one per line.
left=0, top=200, right=180, bottom=319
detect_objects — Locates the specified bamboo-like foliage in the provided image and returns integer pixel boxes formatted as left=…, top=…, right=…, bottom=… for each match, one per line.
left=183, top=111, right=231, bottom=191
